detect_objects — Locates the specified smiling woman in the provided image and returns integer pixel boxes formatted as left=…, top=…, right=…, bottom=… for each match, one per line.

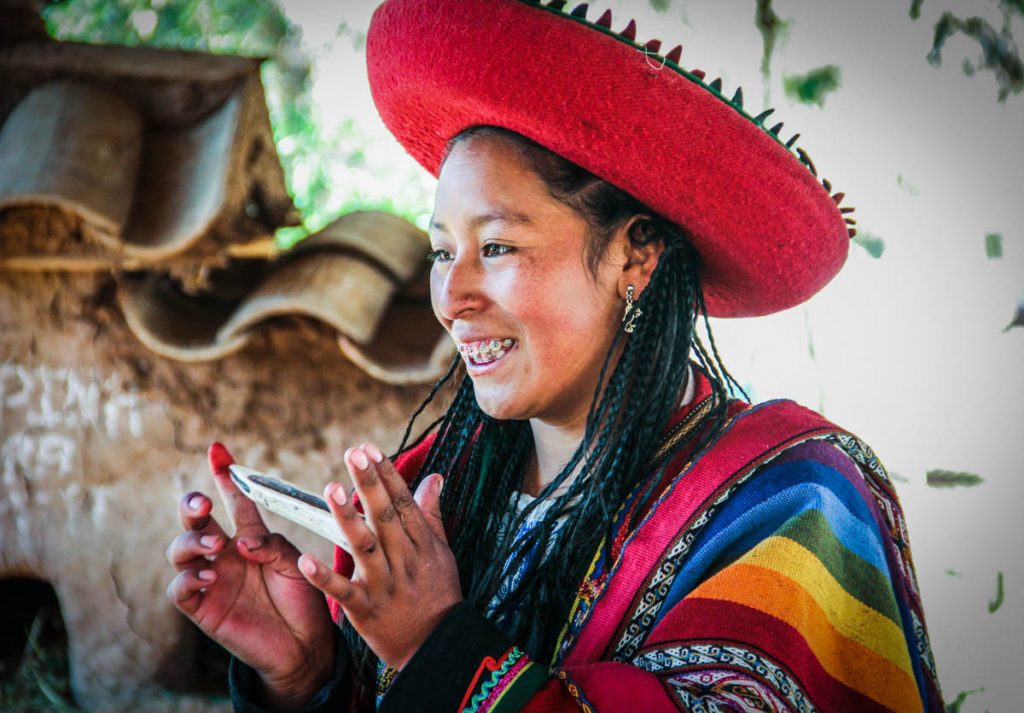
left=166, top=1, right=944, bottom=712
left=429, top=129, right=644, bottom=428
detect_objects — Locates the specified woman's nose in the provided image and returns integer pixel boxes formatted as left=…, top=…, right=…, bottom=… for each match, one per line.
left=433, top=255, right=486, bottom=322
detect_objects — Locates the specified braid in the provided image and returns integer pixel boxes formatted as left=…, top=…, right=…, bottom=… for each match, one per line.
left=344, top=128, right=743, bottom=697
left=695, top=281, right=749, bottom=401
left=390, top=356, right=461, bottom=460
left=432, top=227, right=725, bottom=662
left=343, top=353, right=463, bottom=706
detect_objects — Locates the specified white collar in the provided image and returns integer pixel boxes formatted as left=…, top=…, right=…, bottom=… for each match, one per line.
left=679, top=364, right=695, bottom=409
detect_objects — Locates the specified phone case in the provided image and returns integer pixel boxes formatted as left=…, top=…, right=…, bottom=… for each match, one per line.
left=228, top=464, right=353, bottom=553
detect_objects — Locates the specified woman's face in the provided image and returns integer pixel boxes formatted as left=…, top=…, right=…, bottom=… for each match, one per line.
left=429, top=136, right=626, bottom=428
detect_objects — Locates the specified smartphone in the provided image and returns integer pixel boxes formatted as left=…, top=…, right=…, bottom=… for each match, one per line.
left=228, top=464, right=354, bottom=553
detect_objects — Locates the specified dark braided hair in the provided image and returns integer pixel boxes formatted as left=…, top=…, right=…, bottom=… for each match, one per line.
left=343, top=127, right=742, bottom=701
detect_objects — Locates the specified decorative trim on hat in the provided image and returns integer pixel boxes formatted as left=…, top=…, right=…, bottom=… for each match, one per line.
left=520, top=0, right=856, bottom=238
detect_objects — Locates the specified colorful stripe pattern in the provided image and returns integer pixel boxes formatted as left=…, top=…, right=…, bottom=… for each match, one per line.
left=460, top=646, right=548, bottom=713
left=548, top=398, right=941, bottom=711
left=343, top=375, right=942, bottom=711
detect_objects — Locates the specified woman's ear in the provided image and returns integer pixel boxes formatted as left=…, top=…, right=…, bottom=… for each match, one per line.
left=618, top=216, right=665, bottom=298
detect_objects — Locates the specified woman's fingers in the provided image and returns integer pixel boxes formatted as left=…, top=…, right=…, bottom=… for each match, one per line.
left=412, top=474, right=448, bottom=544
left=166, top=568, right=217, bottom=616
left=166, top=529, right=227, bottom=568
left=179, top=492, right=229, bottom=537
left=360, top=443, right=433, bottom=549
left=179, top=490, right=211, bottom=530
left=234, top=532, right=303, bottom=578
left=298, top=553, right=370, bottom=619
left=325, top=481, right=390, bottom=580
left=207, top=442, right=269, bottom=537
left=344, top=447, right=409, bottom=553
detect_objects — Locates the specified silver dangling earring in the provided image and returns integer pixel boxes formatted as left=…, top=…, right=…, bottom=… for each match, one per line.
left=622, top=284, right=642, bottom=334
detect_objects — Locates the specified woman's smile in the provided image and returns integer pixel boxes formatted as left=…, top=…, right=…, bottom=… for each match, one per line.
left=428, top=134, right=625, bottom=426
left=458, top=337, right=516, bottom=370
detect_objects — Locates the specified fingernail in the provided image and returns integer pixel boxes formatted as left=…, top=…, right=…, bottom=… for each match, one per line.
left=331, top=485, right=347, bottom=506
left=298, top=556, right=317, bottom=577
left=208, top=443, right=233, bottom=473
left=239, top=536, right=262, bottom=550
left=188, top=496, right=203, bottom=511
left=198, top=569, right=216, bottom=581
left=434, top=476, right=444, bottom=495
left=200, top=535, right=218, bottom=549
left=364, top=443, right=384, bottom=463
left=350, top=449, right=370, bottom=470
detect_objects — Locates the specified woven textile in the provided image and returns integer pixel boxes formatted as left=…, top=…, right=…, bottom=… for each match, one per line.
left=322, top=372, right=941, bottom=712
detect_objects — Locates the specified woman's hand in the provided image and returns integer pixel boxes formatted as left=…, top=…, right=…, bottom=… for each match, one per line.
left=297, top=443, right=463, bottom=670
left=166, top=443, right=335, bottom=710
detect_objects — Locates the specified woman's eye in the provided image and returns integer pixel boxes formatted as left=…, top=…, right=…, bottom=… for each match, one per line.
left=427, top=248, right=453, bottom=264
left=482, top=243, right=515, bottom=258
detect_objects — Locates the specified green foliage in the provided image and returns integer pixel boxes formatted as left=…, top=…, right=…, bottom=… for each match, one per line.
left=853, top=231, right=885, bottom=258
left=985, top=232, right=1003, bottom=258
left=783, top=65, right=841, bottom=107
left=946, top=687, right=984, bottom=713
left=260, top=60, right=331, bottom=237
left=926, top=469, right=985, bottom=488
left=649, top=0, right=672, bottom=12
left=988, top=571, right=1005, bottom=612
left=926, top=6, right=1024, bottom=101
left=897, top=174, right=920, bottom=196
left=755, top=0, right=791, bottom=81
left=910, top=0, right=924, bottom=20
left=44, top=0, right=291, bottom=54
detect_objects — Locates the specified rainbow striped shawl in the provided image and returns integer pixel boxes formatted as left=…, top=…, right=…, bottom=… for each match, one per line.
left=536, top=397, right=944, bottom=712
left=332, top=396, right=943, bottom=712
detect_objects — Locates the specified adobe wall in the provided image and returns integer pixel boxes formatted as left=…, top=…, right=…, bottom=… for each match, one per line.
left=0, top=271, right=441, bottom=711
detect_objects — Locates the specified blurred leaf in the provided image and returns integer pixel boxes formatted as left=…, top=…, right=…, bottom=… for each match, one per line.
left=985, top=232, right=1003, bottom=258
left=783, top=65, right=841, bottom=107
left=928, top=10, right=1024, bottom=101
left=649, top=0, right=672, bottom=12
left=897, top=174, right=920, bottom=195
left=1005, top=295, right=1024, bottom=331
left=926, top=469, right=984, bottom=488
left=275, top=225, right=309, bottom=250
left=946, top=687, right=984, bottom=713
left=909, top=0, right=924, bottom=20
left=755, top=0, right=790, bottom=81
left=944, top=568, right=963, bottom=577
left=988, top=571, right=1004, bottom=613
left=45, top=0, right=293, bottom=55
left=889, top=470, right=910, bottom=483
left=853, top=232, right=885, bottom=258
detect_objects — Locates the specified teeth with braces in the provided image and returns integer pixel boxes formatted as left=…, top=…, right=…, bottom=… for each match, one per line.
left=459, top=338, right=515, bottom=364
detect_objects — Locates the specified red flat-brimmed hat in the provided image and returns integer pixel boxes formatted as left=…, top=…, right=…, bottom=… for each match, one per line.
left=366, top=0, right=855, bottom=317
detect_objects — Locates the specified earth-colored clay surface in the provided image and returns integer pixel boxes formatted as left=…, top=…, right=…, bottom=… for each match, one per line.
left=0, top=271, right=445, bottom=710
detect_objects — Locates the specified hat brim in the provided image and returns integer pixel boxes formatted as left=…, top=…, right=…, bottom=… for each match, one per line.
left=367, top=0, right=850, bottom=317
